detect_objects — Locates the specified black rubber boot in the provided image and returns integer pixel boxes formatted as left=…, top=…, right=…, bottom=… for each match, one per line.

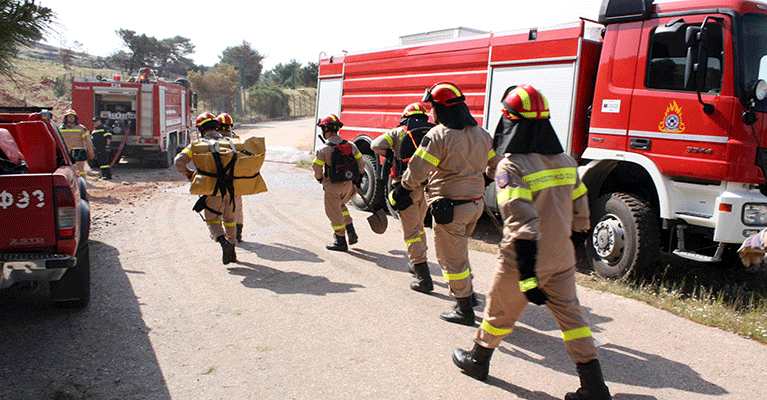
left=410, top=262, right=433, bottom=293
left=326, top=234, right=348, bottom=252
left=216, top=235, right=237, bottom=264
left=236, top=224, right=243, bottom=243
left=565, top=360, right=612, bottom=400
left=346, top=223, right=358, bottom=245
left=452, top=343, right=494, bottom=381
left=104, top=168, right=112, bottom=180
left=440, top=296, right=475, bottom=326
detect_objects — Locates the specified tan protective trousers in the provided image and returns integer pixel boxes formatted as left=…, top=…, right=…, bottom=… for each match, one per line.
left=400, top=188, right=428, bottom=265
left=475, top=260, right=598, bottom=364
left=204, top=194, right=237, bottom=244
left=433, top=200, right=483, bottom=298
left=323, top=180, right=356, bottom=237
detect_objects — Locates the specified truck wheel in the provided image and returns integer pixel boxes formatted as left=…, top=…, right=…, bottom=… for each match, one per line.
left=587, top=192, right=660, bottom=280
left=351, top=154, right=385, bottom=211
left=158, top=135, right=177, bottom=169
left=51, top=242, right=91, bottom=308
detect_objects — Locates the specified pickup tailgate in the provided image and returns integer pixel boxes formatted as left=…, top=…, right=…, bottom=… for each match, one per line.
left=0, top=174, right=56, bottom=251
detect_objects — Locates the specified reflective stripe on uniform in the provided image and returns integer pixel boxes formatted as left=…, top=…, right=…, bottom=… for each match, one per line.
left=414, top=148, right=439, bottom=167
left=182, top=147, right=192, bottom=157
left=82, top=133, right=89, bottom=138
left=497, top=187, right=532, bottom=204
left=207, top=220, right=221, bottom=225
left=572, top=182, right=587, bottom=200
left=405, top=237, right=421, bottom=245
left=488, top=149, right=496, bottom=160
left=314, top=158, right=325, bottom=166
left=332, top=225, right=345, bottom=231
left=443, top=267, right=470, bottom=281
left=354, top=152, right=362, bottom=159
left=562, top=326, right=592, bottom=341
left=100, top=165, right=110, bottom=169
left=60, top=129, right=81, bottom=133
left=342, top=211, right=350, bottom=216
left=224, top=222, right=237, bottom=227
left=519, top=277, right=538, bottom=293
left=523, top=167, right=577, bottom=192
left=385, top=132, right=394, bottom=147
left=481, top=319, right=512, bottom=336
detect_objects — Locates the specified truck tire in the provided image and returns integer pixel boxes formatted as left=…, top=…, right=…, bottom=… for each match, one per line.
left=351, top=154, right=386, bottom=211
left=587, top=192, right=660, bottom=280
left=158, top=135, right=177, bottom=169
left=51, top=208, right=91, bottom=308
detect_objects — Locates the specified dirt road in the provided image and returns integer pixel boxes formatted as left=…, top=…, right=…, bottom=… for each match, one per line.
left=1, top=118, right=765, bottom=400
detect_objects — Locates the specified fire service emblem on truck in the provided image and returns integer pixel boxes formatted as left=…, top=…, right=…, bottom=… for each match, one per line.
left=658, top=101, right=686, bottom=133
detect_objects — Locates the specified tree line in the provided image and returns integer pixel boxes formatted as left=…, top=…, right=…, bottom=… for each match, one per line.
left=0, top=1, right=318, bottom=120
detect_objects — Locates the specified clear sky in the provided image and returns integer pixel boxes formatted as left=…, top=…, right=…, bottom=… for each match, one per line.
left=40, top=0, right=605, bottom=71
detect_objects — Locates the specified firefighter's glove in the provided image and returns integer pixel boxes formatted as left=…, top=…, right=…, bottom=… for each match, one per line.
left=515, top=239, right=547, bottom=306
left=738, top=228, right=767, bottom=267
left=184, top=169, right=195, bottom=181
left=389, top=183, right=412, bottom=211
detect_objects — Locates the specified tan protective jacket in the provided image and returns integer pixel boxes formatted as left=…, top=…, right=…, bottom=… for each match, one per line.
left=401, top=124, right=500, bottom=204
left=495, top=154, right=590, bottom=268
left=59, top=123, right=94, bottom=158
left=312, top=135, right=365, bottom=183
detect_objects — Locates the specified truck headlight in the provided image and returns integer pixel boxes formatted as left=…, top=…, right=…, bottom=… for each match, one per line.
left=742, top=203, right=767, bottom=225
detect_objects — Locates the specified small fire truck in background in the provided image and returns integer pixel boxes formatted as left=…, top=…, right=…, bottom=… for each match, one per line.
left=315, top=0, right=767, bottom=278
left=71, top=68, right=196, bottom=168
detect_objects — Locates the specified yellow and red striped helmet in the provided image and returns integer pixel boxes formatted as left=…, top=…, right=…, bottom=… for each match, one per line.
left=502, top=84, right=550, bottom=120
left=195, top=111, right=216, bottom=127
left=401, top=102, right=429, bottom=118
left=422, top=82, right=465, bottom=106
left=317, top=114, right=343, bottom=130
left=216, top=113, right=233, bottom=126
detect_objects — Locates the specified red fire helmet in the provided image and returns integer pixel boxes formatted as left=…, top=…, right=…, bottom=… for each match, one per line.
left=422, top=82, right=465, bottom=106
left=501, top=84, right=550, bottom=120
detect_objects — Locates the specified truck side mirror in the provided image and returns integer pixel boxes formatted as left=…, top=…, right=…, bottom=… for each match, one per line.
left=684, top=26, right=708, bottom=92
left=69, top=148, right=88, bottom=162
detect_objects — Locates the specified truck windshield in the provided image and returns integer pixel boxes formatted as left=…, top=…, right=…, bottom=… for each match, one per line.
left=742, top=13, right=767, bottom=112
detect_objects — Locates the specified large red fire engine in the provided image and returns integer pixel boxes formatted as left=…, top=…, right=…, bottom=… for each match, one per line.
left=71, top=68, right=196, bottom=168
left=315, top=0, right=767, bottom=278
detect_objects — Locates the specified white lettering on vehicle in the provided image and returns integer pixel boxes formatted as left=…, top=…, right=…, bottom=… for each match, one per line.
left=0, top=190, right=45, bottom=209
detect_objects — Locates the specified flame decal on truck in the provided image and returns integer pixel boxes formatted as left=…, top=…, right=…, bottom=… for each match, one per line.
left=658, top=100, right=686, bottom=133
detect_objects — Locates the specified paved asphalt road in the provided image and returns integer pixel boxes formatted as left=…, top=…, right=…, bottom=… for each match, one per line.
left=1, top=119, right=765, bottom=400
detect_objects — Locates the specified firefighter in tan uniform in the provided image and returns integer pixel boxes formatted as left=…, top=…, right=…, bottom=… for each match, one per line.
left=216, top=113, right=245, bottom=242
left=175, top=112, right=238, bottom=264
left=313, top=114, right=365, bottom=252
left=59, top=109, right=95, bottom=178
left=453, top=85, right=611, bottom=400
left=372, top=103, right=435, bottom=293
left=395, top=82, right=501, bottom=325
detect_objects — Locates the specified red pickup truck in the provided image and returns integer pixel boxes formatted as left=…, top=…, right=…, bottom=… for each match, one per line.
left=0, top=106, right=91, bottom=307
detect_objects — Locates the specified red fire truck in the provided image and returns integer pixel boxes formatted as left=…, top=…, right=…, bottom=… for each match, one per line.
left=315, top=0, right=767, bottom=278
left=71, top=70, right=196, bottom=168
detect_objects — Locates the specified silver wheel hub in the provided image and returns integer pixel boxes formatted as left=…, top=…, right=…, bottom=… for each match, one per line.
left=592, top=217, right=625, bottom=261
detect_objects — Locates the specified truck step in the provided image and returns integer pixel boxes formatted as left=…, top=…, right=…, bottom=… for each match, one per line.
left=672, top=249, right=722, bottom=263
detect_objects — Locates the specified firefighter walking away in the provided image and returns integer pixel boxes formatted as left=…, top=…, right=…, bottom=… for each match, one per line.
left=372, top=102, right=435, bottom=293
left=313, top=114, right=365, bottom=251
left=452, top=85, right=611, bottom=400
left=175, top=112, right=238, bottom=264
left=395, top=82, right=501, bottom=325
left=216, top=112, right=245, bottom=242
